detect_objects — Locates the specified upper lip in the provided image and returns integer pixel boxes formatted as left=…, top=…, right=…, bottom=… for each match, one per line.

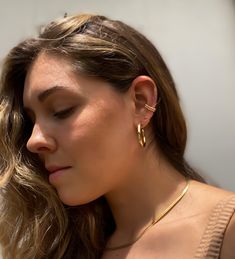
left=46, top=165, right=71, bottom=174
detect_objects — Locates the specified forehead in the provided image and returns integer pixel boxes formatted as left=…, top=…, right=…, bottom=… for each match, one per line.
left=23, top=53, right=76, bottom=102
left=23, top=52, right=123, bottom=107
left=24, top=53, right=74, bottom=93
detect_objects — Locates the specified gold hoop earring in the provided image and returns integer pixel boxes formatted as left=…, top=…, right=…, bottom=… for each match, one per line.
left=137, top=124, right=146, bottom=148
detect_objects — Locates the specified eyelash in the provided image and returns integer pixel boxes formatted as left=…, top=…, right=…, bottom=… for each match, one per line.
left=53, top=107, right=75, bottom=119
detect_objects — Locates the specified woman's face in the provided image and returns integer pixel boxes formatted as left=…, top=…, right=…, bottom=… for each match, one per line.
left=23, top=53, right=137, bottom=206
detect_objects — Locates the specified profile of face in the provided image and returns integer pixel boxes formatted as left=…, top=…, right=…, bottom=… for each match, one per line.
left=23, top=53, right=144, bottom=206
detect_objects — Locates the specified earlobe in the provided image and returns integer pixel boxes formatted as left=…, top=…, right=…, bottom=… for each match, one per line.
left=130, top=75, right=158, bottom=127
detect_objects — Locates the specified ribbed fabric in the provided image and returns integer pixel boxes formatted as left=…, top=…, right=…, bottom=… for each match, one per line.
left=195, top=195, right=235, bottom=258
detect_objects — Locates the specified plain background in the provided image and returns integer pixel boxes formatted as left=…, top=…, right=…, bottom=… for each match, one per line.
left=0, top=0, right=235, bottom=257
left=0, top=0, right=234, bottom=190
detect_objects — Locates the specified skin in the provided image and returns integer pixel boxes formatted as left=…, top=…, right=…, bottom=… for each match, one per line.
left=24, top=52, right=150, bottom=206
left=23, top=52, right=235, bottom=258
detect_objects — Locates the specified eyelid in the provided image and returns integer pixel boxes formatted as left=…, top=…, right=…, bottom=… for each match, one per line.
left=53, top=106, right=76, bottom=118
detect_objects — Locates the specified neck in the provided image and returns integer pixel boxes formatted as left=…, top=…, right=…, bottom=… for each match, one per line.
left=104, top=147, right=187, bottom=246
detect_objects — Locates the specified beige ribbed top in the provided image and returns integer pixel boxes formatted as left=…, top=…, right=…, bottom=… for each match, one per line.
left=195, top=195, right=235, bottom=258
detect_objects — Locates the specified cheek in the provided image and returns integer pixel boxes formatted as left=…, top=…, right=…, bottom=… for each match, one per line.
left=61, top=104, right=135, bottom=191
left=55, top=95, right=140, bottom=206
left=73, top=103, right=134, bottom=161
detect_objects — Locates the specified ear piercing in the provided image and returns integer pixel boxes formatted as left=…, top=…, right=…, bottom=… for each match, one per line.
left=138, top=100, right=160, bottom=147
left=144, top=98, right=161, bottom=112
left=144, top=103, right=156, bottom=112
left=137, top=123, right=146, bottom=147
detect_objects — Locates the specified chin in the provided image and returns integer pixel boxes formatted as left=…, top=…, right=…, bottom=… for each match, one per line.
left=57, top=190, right=101, bottom=207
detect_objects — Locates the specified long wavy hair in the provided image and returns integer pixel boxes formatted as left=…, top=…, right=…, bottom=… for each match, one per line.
left=0, top=14, right=205, bottom=258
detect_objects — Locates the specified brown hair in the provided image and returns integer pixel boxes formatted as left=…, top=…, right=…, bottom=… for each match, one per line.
left=0, top=14, right=205, bottom=259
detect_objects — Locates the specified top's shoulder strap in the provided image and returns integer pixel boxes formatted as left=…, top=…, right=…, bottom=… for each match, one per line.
left=194, top=194, right=235, bottom=258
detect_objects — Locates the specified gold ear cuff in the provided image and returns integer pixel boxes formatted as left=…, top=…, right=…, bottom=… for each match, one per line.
left=144, top=103, right=156, bottom=112
left=144, top=98, right=161, bottom=112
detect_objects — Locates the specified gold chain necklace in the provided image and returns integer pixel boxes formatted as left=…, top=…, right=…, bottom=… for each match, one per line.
left=105, top=178, right=190, bottom=251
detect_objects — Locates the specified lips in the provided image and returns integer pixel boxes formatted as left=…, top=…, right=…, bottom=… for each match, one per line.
left=46, top=166, right=71, bottom=174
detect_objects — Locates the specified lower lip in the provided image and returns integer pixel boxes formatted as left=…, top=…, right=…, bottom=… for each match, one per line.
left=49, top=168, right=70, bottom=184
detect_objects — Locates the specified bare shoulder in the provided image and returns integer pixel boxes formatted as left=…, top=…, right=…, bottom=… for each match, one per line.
left=188, top=180, right=235, bottom=207
left=181, top=179, right=235, bottom=222
left=188, top=180, right=235, bottom=257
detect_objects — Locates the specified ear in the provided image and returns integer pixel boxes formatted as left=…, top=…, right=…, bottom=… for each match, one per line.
left=129, top=75, right=158, bottom=128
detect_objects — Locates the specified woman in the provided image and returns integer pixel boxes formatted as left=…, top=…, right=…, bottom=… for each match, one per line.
left=0, top=14, right=234, bottom=259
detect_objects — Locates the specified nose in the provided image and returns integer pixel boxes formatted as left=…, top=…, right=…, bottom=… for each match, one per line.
left=26, top=123, right=56, bottom=154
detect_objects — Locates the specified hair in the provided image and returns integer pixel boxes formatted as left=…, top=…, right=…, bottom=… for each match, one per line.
left=0, top=13, right=206, bottom=258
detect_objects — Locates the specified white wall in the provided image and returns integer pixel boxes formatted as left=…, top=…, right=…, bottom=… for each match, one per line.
left=0, top=0, right=234, bottom=189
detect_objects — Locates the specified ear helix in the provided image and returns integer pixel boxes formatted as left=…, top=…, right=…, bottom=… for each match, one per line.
left=137, top=100, right=161, bottom=147
left=144, top=97, right=161, bottom=112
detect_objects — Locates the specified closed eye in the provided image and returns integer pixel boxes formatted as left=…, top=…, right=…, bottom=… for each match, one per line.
left=53, top=107, right=76, bottom=119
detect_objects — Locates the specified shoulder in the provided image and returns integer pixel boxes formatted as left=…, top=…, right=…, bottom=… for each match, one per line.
left=175, top=180, right=235, bottom=226
left=188, top=181, right=235, bottom=258
left=185, top=180, right=235, bottom=230
left=187, top=180, right=234, bottom=209
left=188, top=180, right=234, bottom=203
left=220, top=197, right=235, bottom=258
left=186, top=180, right=235, bottom=224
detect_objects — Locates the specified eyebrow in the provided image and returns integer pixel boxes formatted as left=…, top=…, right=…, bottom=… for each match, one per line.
left=23, top=85, right=70, bottom=111
left=38, top=85, right=69, bottom=102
